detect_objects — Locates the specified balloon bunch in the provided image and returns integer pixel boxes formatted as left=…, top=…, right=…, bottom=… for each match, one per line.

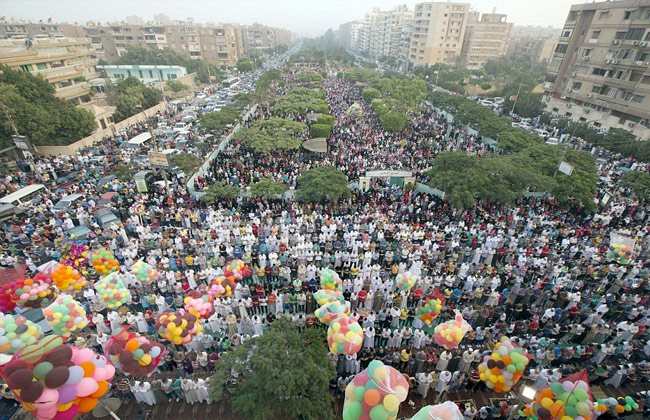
left=607, top=243, right=633, bottom=265
left=94, top=272, right=130, bottom=309
left=315, top=300, right=350, bottom=325
left=347, top=103, right=363, bottom=117
left=131, top=260, right=160, bottom=286
left=105, top=327, right=167, bottom=377
left=10, top=278, right=57, bottom=309
left=320, top=268, right=342, bottom=291
left=327, top=316, right=363, bottom=355
left=51, top=264, right=87, bottom=293
left=89, top=248, right=119, bottom=277
left=0, top=314, right=42, bottom=355
left=314, top=289, right=344, bottom=306
left=58, top=240, right=89, bottom=275
left=523, top=373, right=595, bottom=420
left=395, top=272, right=417, bottom=291
left=478, top=336, right=530, bottom=392
left=184, top=291, right=214, bottom=319
left=411, top=401, right=465, bottom=420
left=42, top=295, right=88, bottom=337
left=207, top=275, right=237, bottom=298
left=0, top=283, right=17, bottom=312
left=343, top=360, right=409, bottom=420
left=155, top=311, right=202, bottom=345
left=415, top=297, right=443, bottom=326
left=594, top=396, right=639, bottom=414
left=224, top=259, right=251, bottom=281
left=0, top=336, right=114, bottom=420
left=433, top=312, right=471, bottom=349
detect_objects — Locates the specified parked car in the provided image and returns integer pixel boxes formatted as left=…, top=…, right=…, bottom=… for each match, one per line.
left=546, top=138, right=560, bottom=145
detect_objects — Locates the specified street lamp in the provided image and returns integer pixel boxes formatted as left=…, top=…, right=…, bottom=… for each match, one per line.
left=507, top=385, right=538, bottom=420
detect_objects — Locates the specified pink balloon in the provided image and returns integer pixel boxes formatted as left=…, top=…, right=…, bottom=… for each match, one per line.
left=35, top=388, right=59, bottom=409
left=92, top=367, right=106, bottom=382
left=54, top=406, right=79, bottom=420
left=37, top=405, right=58, bottom=419
left=75, top=377, right=99, bottom=397
left=72, top=348, right=95, bottom=364
left=103, top=364, right=115, bottom=379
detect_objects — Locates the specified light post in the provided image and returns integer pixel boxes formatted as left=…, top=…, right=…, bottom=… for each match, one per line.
left=506, top=384, right=537, bottom=420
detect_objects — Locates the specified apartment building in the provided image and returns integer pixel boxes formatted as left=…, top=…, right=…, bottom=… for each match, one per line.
left=462, top=10, right=513, bottom=69
left=543, top=0, right=650, bottom=139
left=0, top=37, right=99, bottom=104
left=240, top=23, right=292, bottom=54
left=388, top=5, right=414, bottom=67
left=507, top=32, right=560, bottom=64
left=409, top=2, right=471, bottom=67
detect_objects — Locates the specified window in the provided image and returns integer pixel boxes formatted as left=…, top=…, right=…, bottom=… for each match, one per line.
left=641, top=75, right=650, bottom=85
left=645, top=10, right=650, bottom=19
left=574, top=65, right=588, bottom=74
left=555, top=43, right=568, bottom=53
left=623, top=92, right=644, bottom=103
left=599, top=11, right=610, bottom=19
left=562, top=29, right=572, bottom=38
left=615, top=31, right=627, bottom=40
left=618, top=49, right=633, bottom=59
left=625, top=28, right=645, bottom=40
left=590, top=30, right=601, bottom=40
left=583, top=48, right=592, bottom=57
left=623, top=10, right=632, bottom=20
left=592, top=68, right=607, bottom=76
left=592, top=85, right=601, bottom=93
left=572, top=82, right=582, bottom=90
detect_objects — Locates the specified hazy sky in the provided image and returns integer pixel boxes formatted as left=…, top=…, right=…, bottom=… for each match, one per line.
left=3, top=0, right=574, bottom=36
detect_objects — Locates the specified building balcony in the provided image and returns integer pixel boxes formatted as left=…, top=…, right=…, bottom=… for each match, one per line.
left=55, top=82, right=91, bottom=100
left=34, top=64, right=84, bottom=83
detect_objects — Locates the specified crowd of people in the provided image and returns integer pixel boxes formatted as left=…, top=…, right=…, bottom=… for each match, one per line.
left=1, top=58, right=649, bottom=419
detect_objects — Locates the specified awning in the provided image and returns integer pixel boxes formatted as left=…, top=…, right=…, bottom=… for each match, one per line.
left=302, top=137, right=327, bottom=153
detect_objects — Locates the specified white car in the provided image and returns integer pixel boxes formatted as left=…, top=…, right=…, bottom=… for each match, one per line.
left=534, top=129, right=550, bottom=138
left=196, top=93, right=207, bottom=99
left=545, top=138, right=560, bottom=145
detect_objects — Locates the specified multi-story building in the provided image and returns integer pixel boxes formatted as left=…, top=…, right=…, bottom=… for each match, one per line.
left=0, top=37, right=99, bottom=104
left=409, top=2, right=471, bottom=67
left=462, top=10, right=513, bottom=69
left=0, top=20, right=292, bottom=68
left=388, top=5, right=414, bottom=67
left=543, top=0, right=650, bottom=139
left=506, top=32, right=560, bottom=64
left=97, top=64, right=187, bottom=83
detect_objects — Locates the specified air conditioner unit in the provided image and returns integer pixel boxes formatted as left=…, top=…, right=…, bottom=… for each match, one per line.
left=582, top=56, right=590, bottom=61
left=612, top=59, right=619, bottom=64
left=627, top=122, right=636, bottom=128
left=567, top=88, right=573, bottom=92
left=641, top=41, right=648, bottom=47
left=587, top=93, right=593, bottom=98
left=571, top=72, right=577, bottom=76
left=605, top=58, right=613, bottom=64
left=583, top=109, right=591, bottom=114
left=612, top=40, right=620, bottom=45
left=560, top=95, right=567, bottom=99
left=631, top=41, right=639, bottom=46
left=566, top=104, right=572, bottom=108
left=637, top=61, right=645, bottom=66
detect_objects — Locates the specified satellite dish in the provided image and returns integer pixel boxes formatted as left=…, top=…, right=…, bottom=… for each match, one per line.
left=92, top=398, right=122, bottom=419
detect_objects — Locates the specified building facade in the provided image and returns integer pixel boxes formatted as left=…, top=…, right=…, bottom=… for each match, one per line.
left=409, top=2, right=471, bottom=67
left=543, top=0, right=650, bottom=139
left=462, top=10, right=513, bottom=69
left=0, top=37, right=99, bottom=104
left=506, top=32, right=560, bottom=64
left=97, top=64, right=187, bottom=84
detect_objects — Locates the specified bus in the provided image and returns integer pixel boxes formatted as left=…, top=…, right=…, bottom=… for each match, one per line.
left=0, top=184, right=49, bottom=207
left=222, top=77, right=240, bottom=88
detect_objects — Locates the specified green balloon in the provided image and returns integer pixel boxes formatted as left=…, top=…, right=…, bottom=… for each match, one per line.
left=370, top=404, right=390, bottom=420
left=625, top=396, right=634, bottom=404
left=33, top=361, right=53, bottom=379
left=564, top=405, right=577, bottom=418
left=342, top=407, right=351, bottom=420
left=337, top=343, right=345, bottom=353
left=624, top=404, right=631, bottom=411
left=574, top=388, right=588, bottom=402
left=632, top=403, right=639, bottom=410
left=5, top=324, right=17, bottom=333
left=516, top=363, right=525, bottom=371
left=368, top=360, right=383, bottom=377
left=354, top=386, right=365, bottom=402
left=365, top=380, right=380, bottom=390
left=559, top=392, right=570, bottom=402
left=133, top=349, right=145, bottom=359
left=507, top=364, right=516, bottom=373
left=550, top=382, right=564, bottom=396
left=347, top=401, right=362, bottom=419
left=567, top=394, right=578, bottom=406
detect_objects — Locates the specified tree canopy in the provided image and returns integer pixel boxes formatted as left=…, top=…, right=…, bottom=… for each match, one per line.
left=200, top=181, right=239, bottom=203
left=200, top=106, right=241, bottom=132
left=236, top=57, right=264, bottom=73
left=233, top=117, right=307, bottom=153
left=209, top=317, right=335, bottom=420
left=169, top=152, right=202, bottom=175
left=622, top=171, right=650, bottom=201
left=296, top=166, right=351, bottom=203
left=0, top=66, right=96, bottom=146
left=271, top=88, right=329, bottom=114
left=107, top=76, right=163, bottom=122
left=250, top=178, right=288, bottom=199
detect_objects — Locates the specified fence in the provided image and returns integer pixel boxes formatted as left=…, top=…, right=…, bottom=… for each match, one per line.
left=187, top=105, right=258, bottom=198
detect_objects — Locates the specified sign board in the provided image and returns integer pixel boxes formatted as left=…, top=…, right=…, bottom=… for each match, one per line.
left=135, top=177, right=148, bottom=193
left=558, top=161, right=574, bottom=176
left=147, top=151, right=170, bottom=169
left=12, top=135, right=30, bottom=151
left=365, top=170, right=413, bottom=178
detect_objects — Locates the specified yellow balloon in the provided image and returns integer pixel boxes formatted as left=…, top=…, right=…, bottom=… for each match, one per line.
left=383, top=394, right=399, bottom=412
left=373, top=366, right=388, bottom=383
left=345, top=384, right=356, bottom=399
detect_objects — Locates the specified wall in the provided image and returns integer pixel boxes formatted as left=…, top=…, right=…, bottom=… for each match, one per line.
left=35, top=76, right=198, bottom=156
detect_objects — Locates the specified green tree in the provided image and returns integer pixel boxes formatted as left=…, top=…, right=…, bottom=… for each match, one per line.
left=271, top=88, right=329, bottom=114
left=114, top=163, right=135, bottom=182
left=296, top=166, right=351, bottom=203
left=622, top=171, right=650, bottom=201
left=0, top=66, right=97, bottom=146
left=250, top=178, right=288, bottom=199
left=200, top=106, right=241, bottom=131
left=310, top=123, right=332, bottom=138
left=361, top=88, right=380, bottom=103
left=209, top=318, right=335, bottom=420
left=234, top=117, right=307, bottom=153
left=201, top=181, right=239, bottom=203
left=169, top=153, right=202, bottom=175
left=166, top=80, right=188, bottom=92
left=109, top=77, right=163, bottom=122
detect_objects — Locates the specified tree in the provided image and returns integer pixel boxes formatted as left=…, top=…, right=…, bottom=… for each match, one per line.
left=250, top=178, right=288, bottom=199
left=166, top=80, right=188, bottom=92
left=310, top=124, right=332, bottom=138
left=234, top=117, right=307, bottom=153
left=622, top=171, right=650, bottom=201
left=109, top=77, right=163, bottom=122
left=0, top=66, right=97, bottom=146
left=361, top=88, right=380, bottom=103
left=169, top=153, right=202, bottom=175
left=209, top=318, right=335, bottom=420
left=271, top=88, right=329, bottom=114
left=296, top=166, right=351, bottom=203
left=114, top=163, right=135, bottom=182
left=201, top=181, right=239, bottom=203
left=200, top=106, right=241, bottom=131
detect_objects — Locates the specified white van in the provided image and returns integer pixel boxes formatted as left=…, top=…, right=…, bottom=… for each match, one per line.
left=535, top=129, right=550, bottom=138
left=173, top=122, right=188, bottom=132
left=0, top=184, right=49, bottom=207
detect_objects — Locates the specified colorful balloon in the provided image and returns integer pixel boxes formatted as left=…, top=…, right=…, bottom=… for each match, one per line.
left=9, top=278, right=57, bottom=309
left=51, top=264, right=87, bottom=293
left=155, top=311, right=202, bottom=345
left=131, top=260, right=160, bottom=286
left=415, top=297, right=442, bottom=326
left=183, top=291, right=214, bottom=319
left=42, top=295, right=88, bottom=337
left=411, top=402, right=465, bottom=420
left=478, top=336, right=531, bottom=393
left=89, top=248, right=120, bottom=277
left=315, top=300, right=350, bottom=325
left=0, top=314, right=42, bottom=355
left=105, top=326, right=167, bottom=377
left=433, top=311, right=470, bottom=349
left=327, top=316, right=363, bottom=355
left=320, top=268, right=342, bottom=291
left=94, top=272, right=130, bottom=309
left=395, top=272, right=417, bottom=291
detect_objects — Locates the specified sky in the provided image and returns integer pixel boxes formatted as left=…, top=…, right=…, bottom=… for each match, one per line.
left=3, top=0, right=576, bottom=36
